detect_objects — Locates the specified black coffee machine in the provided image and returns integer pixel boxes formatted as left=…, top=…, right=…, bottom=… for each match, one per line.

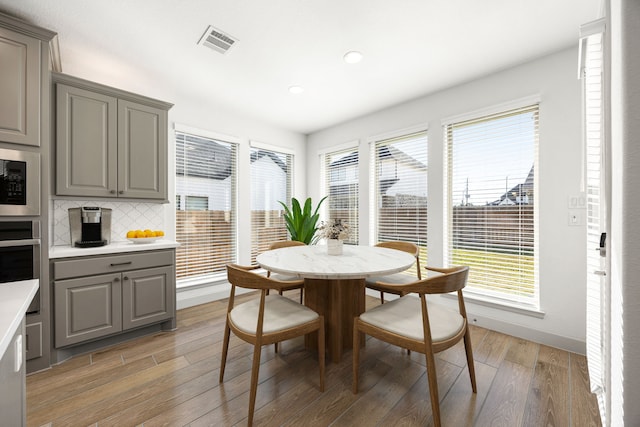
left=68, top=207, right=112, bottom=247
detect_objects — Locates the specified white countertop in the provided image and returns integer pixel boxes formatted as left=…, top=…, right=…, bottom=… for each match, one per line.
left=0, top=279, right=38, bottom=358
left=256, top=244, right=416, bottom=280
left=49, top=240, right=180, bottom=259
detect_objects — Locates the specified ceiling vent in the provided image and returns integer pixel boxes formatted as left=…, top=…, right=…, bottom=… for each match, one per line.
left=198, top=25, right=237, bottom=54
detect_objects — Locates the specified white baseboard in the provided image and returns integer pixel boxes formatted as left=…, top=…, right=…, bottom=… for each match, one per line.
left=177, top=281, right=252, bottom=310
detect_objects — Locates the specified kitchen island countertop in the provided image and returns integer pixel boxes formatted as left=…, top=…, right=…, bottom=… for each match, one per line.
left=49, top=240, right=180, bottom=259
left=0, top=279, right=38, bottom=358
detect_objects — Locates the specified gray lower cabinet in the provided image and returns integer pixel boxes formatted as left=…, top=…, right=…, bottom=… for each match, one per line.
left=0, top=319, right=25, bottom=426
left=54, top=72, right=172, bottom=200
left=53, top=250, right=175, bottom=348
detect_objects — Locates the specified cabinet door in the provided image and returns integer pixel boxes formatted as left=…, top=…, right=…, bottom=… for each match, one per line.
left=0, top=27, right=40, bottom=146
left=54, top=273, right=122, bottom=347
left=56, top=84, right=118, bottom=197
left=118, top=100, right=167, bottom=200
left=122, top=266, right=174, bottom=330
left=0, top=320, right=25, bottom=426
left=25, top=322, right=42, bottom=361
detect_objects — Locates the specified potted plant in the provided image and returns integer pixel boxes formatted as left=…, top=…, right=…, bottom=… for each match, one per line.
left=318, top=219, right=350, bottom=255
left=278, top=196, right=327, bottom=244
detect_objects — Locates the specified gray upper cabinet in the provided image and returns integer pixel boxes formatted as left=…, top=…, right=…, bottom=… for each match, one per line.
left=56, top=84, right=118, bottom=197
left=54, top=73, right=172, bottom=201
left=0, top=24, right=41, bottom=146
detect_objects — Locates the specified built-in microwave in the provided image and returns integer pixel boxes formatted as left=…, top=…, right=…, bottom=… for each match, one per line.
left=0, top=147, right=40, bottom=216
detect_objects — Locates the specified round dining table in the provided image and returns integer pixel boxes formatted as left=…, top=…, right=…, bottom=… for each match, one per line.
left=256, top=244, right=416, bottom=363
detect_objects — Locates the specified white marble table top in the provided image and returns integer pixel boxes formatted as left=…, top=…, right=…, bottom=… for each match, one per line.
left=256, top=244, right=416, bottom=280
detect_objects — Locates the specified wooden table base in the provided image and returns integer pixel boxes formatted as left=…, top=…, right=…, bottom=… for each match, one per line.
left=303, top=277, right=366, bottom=363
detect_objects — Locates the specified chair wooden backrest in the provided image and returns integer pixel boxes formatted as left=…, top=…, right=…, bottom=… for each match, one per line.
left=268, top=240, right=306, bottom=250
left=353, top=265, right=474, bottom=427
left=222, top=263, right=325, bottom=426
left=375, top=241, right=421, bottom=279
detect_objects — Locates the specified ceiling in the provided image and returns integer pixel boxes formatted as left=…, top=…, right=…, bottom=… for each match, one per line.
left=0, top=0, right=602, bottom=135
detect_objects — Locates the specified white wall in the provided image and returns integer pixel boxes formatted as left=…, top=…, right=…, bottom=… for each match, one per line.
left=307, top=47, right=587, bottom=352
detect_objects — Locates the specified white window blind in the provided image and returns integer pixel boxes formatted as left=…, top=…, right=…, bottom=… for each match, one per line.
left=250, top=147, right=292, bottom=264
left=175, top=131, right=237, bottom=281
left=371, top=130, right=428, bottom=277
left=322, top=146, right=359, bottom=244
left=582, top=26, right=607, bottom=424
left=445, top=104, right=539, bottom=307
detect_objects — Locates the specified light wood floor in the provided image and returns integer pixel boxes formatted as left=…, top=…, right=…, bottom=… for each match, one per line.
left=27, top=291, right=602, bottom=426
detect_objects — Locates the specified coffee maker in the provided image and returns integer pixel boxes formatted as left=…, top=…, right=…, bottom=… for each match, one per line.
left=68, top=207, right=112, bottom=247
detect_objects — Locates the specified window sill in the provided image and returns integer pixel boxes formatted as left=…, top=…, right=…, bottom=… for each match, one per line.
left=177, top=273, right=228, bottom=290
left=176, top=268, right=268, bottom=290
left=442, top=291, right=545, bottom=319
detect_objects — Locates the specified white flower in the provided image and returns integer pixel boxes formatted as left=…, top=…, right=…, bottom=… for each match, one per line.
left=318, top=219, right=350, bottom=240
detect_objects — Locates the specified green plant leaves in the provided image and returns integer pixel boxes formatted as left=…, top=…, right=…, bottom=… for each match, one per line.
left=278, top=196, right=327, bottom=244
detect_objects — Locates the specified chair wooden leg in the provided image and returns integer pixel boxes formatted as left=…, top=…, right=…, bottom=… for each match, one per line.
left=318, top=317, right=325, bottom=392
left=247, top=343, right=262, bottom=426
left=380, top=291, right=385, bottom=304
left=463, top=327, right=477, bottom=393
left=300, top=289, right=304, bottom=304
left=219, top=319, right=231, bottom=383
left=352, top=319, right=360, bottom=394
left=425, top=350, right=441, bottom=427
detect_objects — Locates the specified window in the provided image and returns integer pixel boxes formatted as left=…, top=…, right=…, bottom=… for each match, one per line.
left=371, top=129, right=428, bottom=278
left=322, top=146, right=359, bottom=244
left=175, top=130, right=237, bottom=282
left=250, top=146, right=293, bottom=264
left=185, top=195, right=208, bottom=211
left=445, top=103, right=539, bottom=307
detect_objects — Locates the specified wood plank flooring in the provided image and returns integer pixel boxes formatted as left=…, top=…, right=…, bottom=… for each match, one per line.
left=27, top=291, right=602, bottom=426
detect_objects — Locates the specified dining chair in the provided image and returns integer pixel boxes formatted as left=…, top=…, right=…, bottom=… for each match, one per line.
left=266, top=240, right=306, bottom=303
left=353, top=265, right=476, bottom=427
left=220, top=264, right=325, bottom=426
left=365, top=241, right=421, bottom=303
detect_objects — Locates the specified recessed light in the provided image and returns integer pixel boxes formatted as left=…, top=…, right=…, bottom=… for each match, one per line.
left=288, top=85, right=304, bottom=94
left=343, top=50, right=363, bottom=64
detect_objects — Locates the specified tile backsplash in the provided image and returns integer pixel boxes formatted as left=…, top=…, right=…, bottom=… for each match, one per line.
left=52, top=199, right=165, bottom=246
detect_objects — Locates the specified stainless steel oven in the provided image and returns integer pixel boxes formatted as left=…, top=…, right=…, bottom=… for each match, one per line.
left=0, top=147, right=40, bottom=216
left=0, top=220, right=40, bottom=313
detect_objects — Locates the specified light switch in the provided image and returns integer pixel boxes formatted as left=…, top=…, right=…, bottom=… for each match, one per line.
left=14, top=334, right=23, bottom=372
left=568, top=210, right=585, bottom=226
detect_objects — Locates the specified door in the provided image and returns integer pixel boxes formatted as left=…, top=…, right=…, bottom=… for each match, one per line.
left=122, top=266, right=174, bottom=330
left=0, top=27, right=40, bottom=146
left=581, top=20, right=609, bottom=425
left=56, top=83, right=118, bottom=197
left=54, top=273, right=122, bottom=347
left=117, top=100, right=167, bottom=200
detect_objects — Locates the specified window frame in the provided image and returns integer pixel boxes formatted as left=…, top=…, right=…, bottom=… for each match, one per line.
left=442, top=97, right=540, bottom=311
left=319, top=142, right=360, bottom=245
left=249, top=142, right=294, bottom=264
left=174, top=125, right=239, bottom=287
left=369, top=126, right=428, bottom=278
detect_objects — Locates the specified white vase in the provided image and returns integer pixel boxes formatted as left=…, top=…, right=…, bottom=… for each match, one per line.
left=327, top=239, right=343, bottom=255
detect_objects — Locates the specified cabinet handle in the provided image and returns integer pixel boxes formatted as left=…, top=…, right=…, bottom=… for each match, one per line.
left=123, top=276, right=129, bottom=281
left=110, top=261, right=132, bottom=267
left=118, top=190, right=124, bottom=194
left=110, top=190, right=116, bottom=194
left=114, top=277, right=120, bottom=282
